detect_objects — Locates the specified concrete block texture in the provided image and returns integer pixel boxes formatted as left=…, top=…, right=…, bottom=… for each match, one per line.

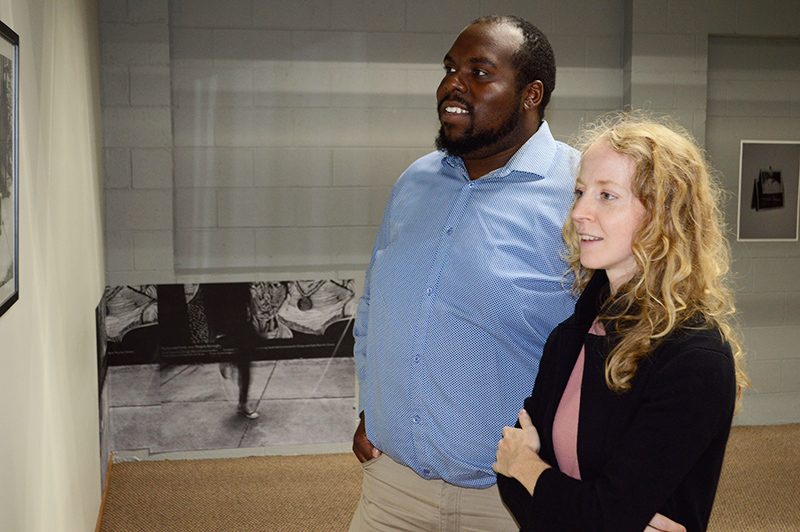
left=174, top=189, right=218, bottom=229
left=329, top=0, right=406, bottom=32
left=251, top=0, right=331, bottom=30
left=105, top=230, right=134, bottom=272
left=104, top=148, right=132, bottom=189
left=254, top=148, right=333, bottom=187
left=735, top=392, right=800, bottom=425
left=295, top=187, right=375, bottom=227
left=253, top=64, right=331, bottom=108
left=170, top=0, right=254, bottom=29
left=128, top=0, right=169, bottom=24
left=402, top=0, right=484, bottom=34
left=735, top=0, right=800, bottom=37
left=174, top=147, right=255, bottom=188
left=552, top=0, right=625, bottom=36
left=631, top=33, right=698, bottom=73
left=253, top=226, right=376, bottom=268
left=213, top=108, right=295, bottom=147
left=132, top=148, right=173, bottom=189
left=106, top=189, right=173, bottom=231
left=216, top=188, right=298, bottom=227
left=130, top=66, right=172, bottom=106
left=169, top=28, right=214, bottom=66
left=173, top=66, right=255, bottom=108
left=254, top=227, right=335, bottom=268
left=133, top=230, right=175, bottom=270
left=327, top=225, right=380, bottom=265
left=101, top=65, right=130, bottom=106
left=736, top=291, right=787, bottom=328
left=101, top=23, right=170, bottom=66
left=103, top=106, right=173, bottom=148
left=213, top=29, right=293, bottom=64
left=174, top=228, right=256, bottom=269
left=332, top=148, right=411, bottom=188
left=99, top=0, right=128, bottom=23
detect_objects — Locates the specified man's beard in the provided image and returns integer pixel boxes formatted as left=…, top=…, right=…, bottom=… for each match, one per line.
left=434, top=101, right=523, bottom=159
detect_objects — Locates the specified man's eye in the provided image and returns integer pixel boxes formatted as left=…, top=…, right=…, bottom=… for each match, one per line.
left=474, top=69, right=487, bottom=76
left=444, top=66, right=455, bottom=73
left=574, top=189, right=584, bottom=197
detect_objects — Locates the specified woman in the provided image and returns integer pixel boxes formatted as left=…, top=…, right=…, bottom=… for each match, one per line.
left=494, top=113, right=749, bottom=532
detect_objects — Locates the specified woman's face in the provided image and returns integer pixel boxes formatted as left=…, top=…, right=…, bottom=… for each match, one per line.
left=571, top=141, right=647, bottom=293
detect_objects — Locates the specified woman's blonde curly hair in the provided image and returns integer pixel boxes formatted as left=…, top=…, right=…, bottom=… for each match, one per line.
left=564, top=111, right=749, bottom=404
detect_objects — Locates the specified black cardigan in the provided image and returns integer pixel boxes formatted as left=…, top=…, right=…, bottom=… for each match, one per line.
left=497, top=271, right=737, bottom=532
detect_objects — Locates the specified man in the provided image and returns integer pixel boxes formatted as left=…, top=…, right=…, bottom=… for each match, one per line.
left=350, top=15, right=579, bottom=531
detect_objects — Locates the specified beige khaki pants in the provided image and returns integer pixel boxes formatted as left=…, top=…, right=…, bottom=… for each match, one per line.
left=348, top=453, right=519, bottom=532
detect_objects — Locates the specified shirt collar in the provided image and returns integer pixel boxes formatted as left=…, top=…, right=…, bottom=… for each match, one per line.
left=440, top=121, right=559, bottom=180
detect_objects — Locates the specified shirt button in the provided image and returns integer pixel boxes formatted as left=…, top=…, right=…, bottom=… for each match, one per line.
left=426, top=287, right=432, bottom=295
left=412, top=415, right=420, bottom=424
left=413, top=355, right=420, bottom=363
left=423, top=469, right=431, bottom=476
left=445, top=227, right=453, bottom=235
left=468, top=182, right=474, bottom=189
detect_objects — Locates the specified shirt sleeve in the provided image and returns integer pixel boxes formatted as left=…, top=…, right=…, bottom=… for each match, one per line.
left=525, top=339, right=737, bottom=532
left=353, top=184, right=396, bottom=414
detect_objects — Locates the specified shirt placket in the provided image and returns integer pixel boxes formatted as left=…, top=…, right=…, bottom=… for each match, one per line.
left=409, top=174, right=476, bottom=478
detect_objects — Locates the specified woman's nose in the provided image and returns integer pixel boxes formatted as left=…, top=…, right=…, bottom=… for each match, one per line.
left=571, top=198, right=591, bottom=222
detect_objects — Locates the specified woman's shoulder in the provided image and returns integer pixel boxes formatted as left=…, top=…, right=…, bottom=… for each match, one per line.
left=649, top=323, right=736, bottom=381
left=660, top=323, right=732, bottom=355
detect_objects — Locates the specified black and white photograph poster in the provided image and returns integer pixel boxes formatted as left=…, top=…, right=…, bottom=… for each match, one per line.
left=0, top=20, right=18, bottom=318
left=97, top=280, right=358, bottom=463
left=738, top=141, right=800, bottom=241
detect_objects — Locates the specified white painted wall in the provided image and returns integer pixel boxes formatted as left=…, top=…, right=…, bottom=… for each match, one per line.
left=0, top=0, right=106, bottom=530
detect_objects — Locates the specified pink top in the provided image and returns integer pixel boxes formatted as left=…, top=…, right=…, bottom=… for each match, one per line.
left=552, top=318, right=605, bottom=480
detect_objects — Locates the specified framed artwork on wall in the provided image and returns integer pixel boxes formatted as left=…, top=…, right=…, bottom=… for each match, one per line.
left=0, top=20, right=18, bottom=318
left=737, top=141, right=800, bottom=242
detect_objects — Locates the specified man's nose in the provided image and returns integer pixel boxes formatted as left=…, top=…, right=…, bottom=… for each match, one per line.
left=441, top=70, right=467, bottom=94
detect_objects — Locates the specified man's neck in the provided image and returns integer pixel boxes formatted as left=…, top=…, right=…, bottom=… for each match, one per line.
left=461, top=120, right=542, bottom=180
left=461, top=134, right=534, bottom=180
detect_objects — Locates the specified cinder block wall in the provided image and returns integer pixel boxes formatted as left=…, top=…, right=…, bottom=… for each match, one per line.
left=98, top=0, right=800, bottom=424
left=625, top=0, right=800, bottom=423
left=101, top=0, right=174, bottom=285
left=706, top=36, right=800, bottom=424
left=100, top=0, right=626, bottom=286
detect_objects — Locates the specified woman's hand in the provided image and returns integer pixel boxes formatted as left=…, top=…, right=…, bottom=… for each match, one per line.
left=645, top=513, right=685, bottom=532
left=493, top=409, right=549, bottom=494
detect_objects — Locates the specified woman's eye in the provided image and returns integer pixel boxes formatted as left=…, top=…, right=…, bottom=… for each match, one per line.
left=601, top=192, right=617, bottom=201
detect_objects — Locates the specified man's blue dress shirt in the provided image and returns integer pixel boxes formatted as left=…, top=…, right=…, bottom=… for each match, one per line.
left=354, top=122, right=580, bottom=488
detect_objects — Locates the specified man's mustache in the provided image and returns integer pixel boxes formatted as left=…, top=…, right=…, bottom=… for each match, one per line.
left=438, top=94, right=474, bottom=115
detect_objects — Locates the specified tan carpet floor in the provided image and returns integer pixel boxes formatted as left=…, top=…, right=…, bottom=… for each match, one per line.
left=98, top=424, right=800, bottom=531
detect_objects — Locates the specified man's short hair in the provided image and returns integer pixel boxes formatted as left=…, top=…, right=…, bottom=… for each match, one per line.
left=472, top=15, right=556, bottom=117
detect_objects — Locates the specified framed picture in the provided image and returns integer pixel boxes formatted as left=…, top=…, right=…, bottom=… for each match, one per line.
left=0, top=20, right=18, bottom=318
left=737, top=141, right=800, bottom=242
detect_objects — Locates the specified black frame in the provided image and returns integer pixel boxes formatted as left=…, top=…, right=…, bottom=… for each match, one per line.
left=0, top=20, right=18, bottom=318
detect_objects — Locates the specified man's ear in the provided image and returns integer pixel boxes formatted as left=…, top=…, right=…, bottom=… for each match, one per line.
left=522, top=80, right=544, bottom=110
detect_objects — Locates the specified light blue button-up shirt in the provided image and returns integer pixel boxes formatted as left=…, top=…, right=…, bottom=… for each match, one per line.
left=354, top=122, right=580, bottom=488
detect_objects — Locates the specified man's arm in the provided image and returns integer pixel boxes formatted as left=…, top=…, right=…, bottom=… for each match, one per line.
left=351, top=185, right=396, bottom=462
